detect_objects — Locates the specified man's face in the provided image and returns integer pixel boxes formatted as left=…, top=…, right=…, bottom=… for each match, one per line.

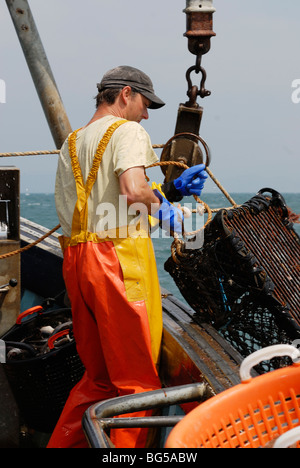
left=125, top=90, right=150, bottom=123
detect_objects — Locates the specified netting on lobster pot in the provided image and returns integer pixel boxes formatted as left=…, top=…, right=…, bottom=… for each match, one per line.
left=164, top=189, right=300, bottom=373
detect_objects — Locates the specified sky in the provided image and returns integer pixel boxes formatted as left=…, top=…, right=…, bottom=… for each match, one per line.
left=0, top=0, right=300, bottom=195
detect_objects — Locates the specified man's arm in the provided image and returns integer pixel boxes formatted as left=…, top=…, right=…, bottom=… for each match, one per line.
left=119, top=166, right=184, bottom=235
left=119, top=166, right=160, bottom=213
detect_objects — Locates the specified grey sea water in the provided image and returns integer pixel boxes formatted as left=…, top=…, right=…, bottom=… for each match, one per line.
left=20, top=191, right=300, bottom=304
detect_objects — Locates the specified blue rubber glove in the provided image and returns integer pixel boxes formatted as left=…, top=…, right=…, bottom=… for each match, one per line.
left=173, top=164, right=208, bottom=196
left=152, top=189, right=183, bottom=235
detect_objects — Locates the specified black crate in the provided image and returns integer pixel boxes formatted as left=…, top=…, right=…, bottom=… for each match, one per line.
left=1, top=307, right=85, bottom=433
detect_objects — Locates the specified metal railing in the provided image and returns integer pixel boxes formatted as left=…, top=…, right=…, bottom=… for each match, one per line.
left=82, top=382, right=213, bottom=448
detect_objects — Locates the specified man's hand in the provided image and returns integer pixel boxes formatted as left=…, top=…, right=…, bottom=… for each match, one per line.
left=173, top=164, right=208, bottom=197
left=152, top=189, right=183, bottom=235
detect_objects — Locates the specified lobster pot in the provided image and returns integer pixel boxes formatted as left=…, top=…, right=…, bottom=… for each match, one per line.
left=1, top=308, right=85, bottom=433
left=165, top=189, right=300, bottom=372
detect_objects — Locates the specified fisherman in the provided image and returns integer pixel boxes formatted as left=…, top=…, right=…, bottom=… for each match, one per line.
left=48, top=65, right=207, bottom=448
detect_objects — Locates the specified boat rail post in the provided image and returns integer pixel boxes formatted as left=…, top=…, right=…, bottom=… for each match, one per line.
left=6, top=0, right=72, bottom=148
left=0, top=168, right=21, bottom=335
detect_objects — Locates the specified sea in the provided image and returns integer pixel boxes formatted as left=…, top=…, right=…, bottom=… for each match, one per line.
left=20, top=191, right=300, bottom=305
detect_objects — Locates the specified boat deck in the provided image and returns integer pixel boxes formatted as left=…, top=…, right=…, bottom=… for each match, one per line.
left=161, top=289, right=242, bottom=394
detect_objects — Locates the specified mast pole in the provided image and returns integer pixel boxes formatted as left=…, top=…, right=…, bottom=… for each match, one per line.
left=6, top=0, right=72, bottom=148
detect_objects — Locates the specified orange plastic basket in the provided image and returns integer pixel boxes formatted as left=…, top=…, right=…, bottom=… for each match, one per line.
left=165, top=345, right=300, bottom=448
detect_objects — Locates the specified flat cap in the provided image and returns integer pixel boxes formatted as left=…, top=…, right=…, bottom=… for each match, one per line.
left=97, top=65, right=165, bottom=109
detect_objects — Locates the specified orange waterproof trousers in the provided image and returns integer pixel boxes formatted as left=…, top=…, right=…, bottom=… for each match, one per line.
left=47, top=239, right=162, bottom=448
left=48, top=122, right=163, bottom=448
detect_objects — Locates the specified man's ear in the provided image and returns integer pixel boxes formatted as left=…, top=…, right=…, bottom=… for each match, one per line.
left=120, top=86, right=132, bottom=105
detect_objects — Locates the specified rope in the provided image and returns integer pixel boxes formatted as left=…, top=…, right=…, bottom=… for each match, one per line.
left=0, top=150, right=60, bottom=157
left=0, top=156, right=237, bottom=261
left=148, top=160, right=237, bottom=264
left=148, top=160, right=237, bottom=208
left=0, top=224, right=61, bottom=260
left=206, top=168, right=237, bottom=208
left=0, top=144, right=165, bottom=158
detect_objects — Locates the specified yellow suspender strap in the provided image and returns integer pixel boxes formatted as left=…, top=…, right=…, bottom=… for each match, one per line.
left=68, top=119, right=127, bottom=237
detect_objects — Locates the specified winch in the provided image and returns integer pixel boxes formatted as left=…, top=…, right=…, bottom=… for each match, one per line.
left=160, top=0, right=215, bottom=185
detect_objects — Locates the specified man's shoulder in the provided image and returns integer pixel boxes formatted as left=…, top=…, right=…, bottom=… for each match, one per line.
left=115, top=120, right=150, bottom=139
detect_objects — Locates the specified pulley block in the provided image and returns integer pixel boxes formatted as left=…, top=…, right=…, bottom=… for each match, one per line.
left=160, top=103, right=210, bottom=183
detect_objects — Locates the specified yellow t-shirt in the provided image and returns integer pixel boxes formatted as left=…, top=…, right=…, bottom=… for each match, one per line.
left=55, top=115, right=158, bottom=237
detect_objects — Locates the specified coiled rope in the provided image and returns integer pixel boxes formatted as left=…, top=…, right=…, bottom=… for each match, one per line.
left=0, top=148, right=237, bottom=260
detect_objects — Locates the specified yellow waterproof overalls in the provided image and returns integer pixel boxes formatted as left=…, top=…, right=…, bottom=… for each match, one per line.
left=47, top=120, right=163, bottom=448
